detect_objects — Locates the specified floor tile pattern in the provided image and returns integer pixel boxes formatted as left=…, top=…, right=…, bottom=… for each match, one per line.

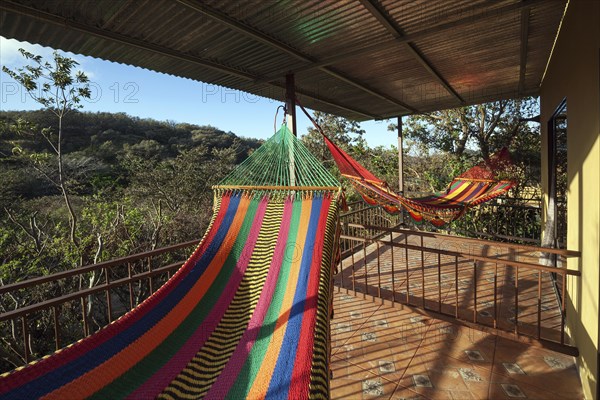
left=330, top=290, right=583, bottom=399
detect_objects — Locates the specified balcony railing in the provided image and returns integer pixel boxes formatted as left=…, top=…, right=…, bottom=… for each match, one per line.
left=0, top=203, right=581, bottom=372
left=338, top=201, right=403, bottom=257
left=450, top=197, right=543, bottom=244
left=335, top=218, right=580, bottom=355
left=0, top=239, right=198, bottom=371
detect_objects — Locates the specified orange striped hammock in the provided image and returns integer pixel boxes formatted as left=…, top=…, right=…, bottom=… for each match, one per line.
left=322, top=134, right=515, bottom=227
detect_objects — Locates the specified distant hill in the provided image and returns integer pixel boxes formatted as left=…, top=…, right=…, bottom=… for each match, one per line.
left=0, top=110, right=263, bottom=163
left=0, top=110, right=263, bottom=208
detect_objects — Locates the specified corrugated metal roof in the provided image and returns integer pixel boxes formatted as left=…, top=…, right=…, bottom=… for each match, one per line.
left=0, top=0, right=566, bottom=121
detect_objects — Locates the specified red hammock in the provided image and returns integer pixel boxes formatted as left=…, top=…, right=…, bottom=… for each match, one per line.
left=296, top=99, right=516, bottom=227
left=324, top=133, right=515, bottom=226
left=297, top=100, right=516, bottom=226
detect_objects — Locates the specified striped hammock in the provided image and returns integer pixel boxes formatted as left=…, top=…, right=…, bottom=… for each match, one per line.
left=0, top=126, right=341, bottom=399
left=322, top=133, right=516, bottom=227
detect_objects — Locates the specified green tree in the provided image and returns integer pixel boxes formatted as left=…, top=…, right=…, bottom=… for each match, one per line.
left=0, top=106, right=260, bottom=371
left=389, top=98, right=541, bottom=193
left=301, top=112, right=369, bottom=199
left=124, top=145, right=237, bottom=245
left=3, top=49, right=91, bottom=248
left=387, top=98, right=543, bottom=239
left=301, top=111, right=366, bottom=164
left=391, top=98, right=539, bottom=160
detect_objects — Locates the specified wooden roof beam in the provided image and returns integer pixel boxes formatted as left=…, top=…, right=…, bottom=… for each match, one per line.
left=376, top=87, right=541, bottom=119
left=262, top=0, right=547, bottom=80
left=0, top=1, right=377, bottom=120
left=279, top=86, right=379, bottom=119
left=359, top=0, right=465, bottom=105
left=291, top=88, right=381, bottom=120
left=175, top=0, right=417, bottom=113
left=0, top=1, right=256, bottom=81
left=518, top=7, right=531, bottom=95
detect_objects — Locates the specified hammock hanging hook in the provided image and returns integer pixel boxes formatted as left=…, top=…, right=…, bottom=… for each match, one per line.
left=274, top=104, right=286, bottom=134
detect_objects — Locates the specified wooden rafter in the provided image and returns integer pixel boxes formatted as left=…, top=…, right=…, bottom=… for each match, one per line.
left=358, top=0, right=465, bottom=105
left=0, top=0, right=379, bottom=120
left=519, top=7, right=531, bottom=95
left=175, top=0, right=417, bottom=113
left=262, top=0, right=547, bottom=82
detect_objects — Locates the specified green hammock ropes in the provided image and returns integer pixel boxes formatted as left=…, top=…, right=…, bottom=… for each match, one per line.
left=215, top=124, right=340, bottom=191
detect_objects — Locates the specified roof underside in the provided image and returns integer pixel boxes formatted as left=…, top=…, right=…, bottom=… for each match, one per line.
left=0, top=0, right=566, bottom=121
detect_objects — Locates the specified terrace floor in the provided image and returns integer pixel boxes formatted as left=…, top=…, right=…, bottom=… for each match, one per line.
left=330, top=288, right=584, bottom=399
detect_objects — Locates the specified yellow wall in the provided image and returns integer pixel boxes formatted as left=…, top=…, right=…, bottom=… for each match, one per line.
left=540, top=1, right=600, bottom=398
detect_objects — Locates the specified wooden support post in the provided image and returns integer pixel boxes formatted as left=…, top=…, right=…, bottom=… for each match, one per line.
left=285, top=73, right=296, bottom=186
left=397, top=116, right=404, bottom=223
left=397, top=116, right=404, bottom=193
left=285, top=73, right=297, bottom=136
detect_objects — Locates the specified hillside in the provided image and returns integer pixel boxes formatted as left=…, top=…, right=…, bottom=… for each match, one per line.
left=0, top=110, right=261, bottom=200
left=0, top=109, right=263, bottom=281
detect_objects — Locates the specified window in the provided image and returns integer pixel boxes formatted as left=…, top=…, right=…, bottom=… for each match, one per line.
left=547, top=99, right=568, bottom=248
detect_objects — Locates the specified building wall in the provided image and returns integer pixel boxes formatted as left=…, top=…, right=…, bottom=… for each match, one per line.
left=540, top=1, right=600, bottom=399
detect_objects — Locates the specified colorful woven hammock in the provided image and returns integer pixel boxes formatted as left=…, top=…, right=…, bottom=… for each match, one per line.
left=0, top=125, right=341, bottom=399
left=320, top=129, right=515, bottom=227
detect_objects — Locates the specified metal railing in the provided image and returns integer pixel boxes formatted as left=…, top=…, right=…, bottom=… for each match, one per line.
left=450, top=198, right=542, bottom=244
left=344, top=196, right=547, bottom=245
left=338, top=201, right=403, bottom=257
left=0, top=239, right=198, bottom=372
left=335, top=221, right=580, bottom=354
left=0, top=202, right=580, bottom=372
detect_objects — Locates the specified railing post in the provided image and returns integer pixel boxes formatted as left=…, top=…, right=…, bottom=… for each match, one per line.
left=405, top=234, right=410, bottom=304
left=128, top=262, right=134, bottom=309
left=363, top=244, right=368, bottom=298
left=455, top=256, right=459, bottom=319
left=21, top=316, right=30, bottom=363
left=339, top=245, right=344, bottom=291
left=390, top=232, right=396, bottom=303
left=105, top=267, right=113, bottom=323
left=537, top=271, right=542, bottom=339
left=81, top=297, right=89, bottom=337
left=376, top=241, right=381, bottom=298
left=438, top=253, right=442, bottom=313
left=148, top=256, right=154, bottom=294
left=397, top=115, right=405, bottom=225
left=52, top=306, right=60, bottom=351
left=493, top=262, right=498, bottom=329
left=421, top=236, right=425, bottom=309
left=473, top=260, right=478, bottom=323
left=351, top=249, right=356, bottom=292
left=561, top=272, right=567, bottom=345
left=514, top=266, right=519, bottom=336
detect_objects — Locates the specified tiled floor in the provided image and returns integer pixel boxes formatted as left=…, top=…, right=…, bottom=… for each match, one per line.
left=330, top=289, right=583, bottom=399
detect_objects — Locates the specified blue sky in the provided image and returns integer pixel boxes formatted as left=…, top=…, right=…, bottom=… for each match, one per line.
left=0, top=36, right=396, bottom=148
